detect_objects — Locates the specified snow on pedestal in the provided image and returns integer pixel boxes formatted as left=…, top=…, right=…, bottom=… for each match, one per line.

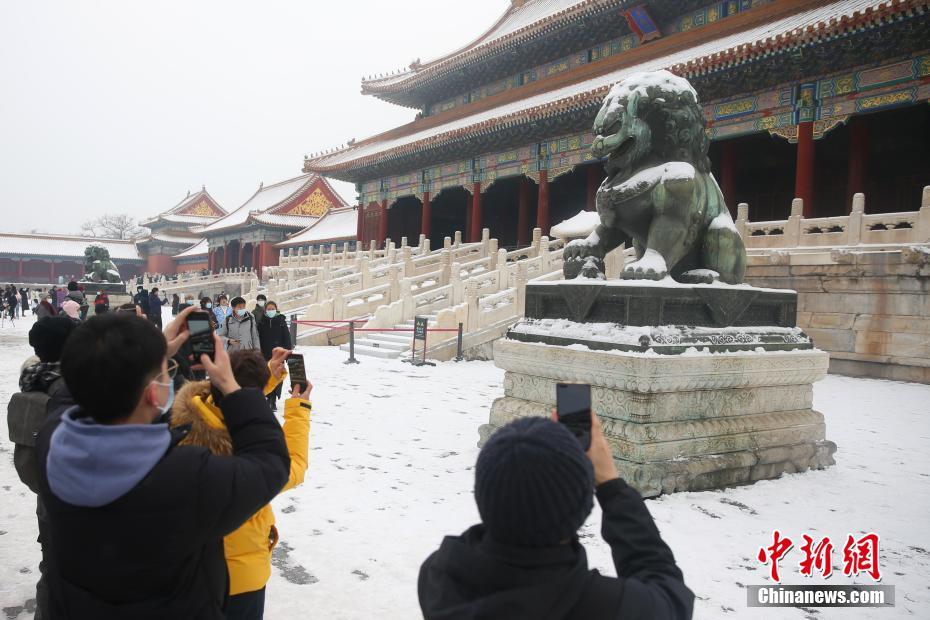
left=550, top=210, right=601, bottom=240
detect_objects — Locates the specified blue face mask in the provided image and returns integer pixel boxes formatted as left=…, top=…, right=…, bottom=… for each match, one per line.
left=266, top=310, right=278, bottom=318
left=235, top=308, right=247, bottom=317
left=153, top=379, right=174, bottom=417
left=205, top=303, right=213, bottom=309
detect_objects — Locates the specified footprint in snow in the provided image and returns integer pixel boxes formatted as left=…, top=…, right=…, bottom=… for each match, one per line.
left=352, top=569, right=370, bottom=581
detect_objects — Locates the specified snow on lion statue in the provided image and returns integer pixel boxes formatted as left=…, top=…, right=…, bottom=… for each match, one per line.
left=563, top=69, right=747, bottom=284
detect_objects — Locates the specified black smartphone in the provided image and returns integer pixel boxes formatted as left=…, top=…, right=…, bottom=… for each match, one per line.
left=187, top=312, right=216, bottom=360
left=556, top=383, right=592, bottom=450
left=286, top=353, right=308, bottom=393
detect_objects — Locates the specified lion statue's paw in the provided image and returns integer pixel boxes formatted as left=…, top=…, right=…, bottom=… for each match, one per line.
left=621, top=249, right=668, bottom=281
left=679, top=269, right=720, bottom=284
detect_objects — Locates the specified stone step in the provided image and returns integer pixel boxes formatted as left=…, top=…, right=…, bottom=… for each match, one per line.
left=338, top=343, right=405, bottom=359
left=366, top=332, right=413, bottom=345
left=353, top=337, right=409, bottom=352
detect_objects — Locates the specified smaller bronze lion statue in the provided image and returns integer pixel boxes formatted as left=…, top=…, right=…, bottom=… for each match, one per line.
left=83, top=244, right=123, bottom=284
left=564, top=70, right=746, bottom=284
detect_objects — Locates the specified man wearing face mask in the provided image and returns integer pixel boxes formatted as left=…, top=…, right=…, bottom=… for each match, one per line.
left=35, top=307, right=290, bottom=619
left=257, top=301, right=292, bottom=411
left=252, top=294, right=267, bottom=324
left=217, top=296, right=261, bottom=353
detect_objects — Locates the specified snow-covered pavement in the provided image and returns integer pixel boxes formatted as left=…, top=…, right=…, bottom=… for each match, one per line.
left=1, top=311, right=929, bottom=619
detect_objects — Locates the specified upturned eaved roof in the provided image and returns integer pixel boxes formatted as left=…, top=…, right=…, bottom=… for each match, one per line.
left=361, top=0, right=607, bottom=106
left=0, top=233, right=143, bottom=261
left=307, top=0, right=915, bottom=181
left=173, top=238, right=209, bottom=259
left=135, top=231, right=203, bottom=246
left=199, top=173, right=350, bottom=236
left=276, top=207, right=359, bottom=248
left=140, top=187, right=227, bottom=228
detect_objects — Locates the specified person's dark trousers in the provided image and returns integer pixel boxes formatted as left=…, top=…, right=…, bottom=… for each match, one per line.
left=148, top=313, right=163, bottom=329
left=34, top=497, right=51, bottom=620
left=226, top=587, right=266, bottom=620
left=266, top=383, right=283, bottom=411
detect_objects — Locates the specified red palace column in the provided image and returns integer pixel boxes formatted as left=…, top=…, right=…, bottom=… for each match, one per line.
left=378, top=199, right=388, bottom=248
left=794, top=121, right=815, bottom=218
left=586, top=165, right=600, bottom=211
left=421, top=192, right=431, bottom=239
left=356, top=205, right=365, bottom=247
left=846, top=118, right=869, bottom=210
left=517, top=177, right=531, bottom=246
left=469, top=182, right=482, bottom=243
left=537, top=170, right=551, bottom=236
left=721, top=140, right=738, bottom=214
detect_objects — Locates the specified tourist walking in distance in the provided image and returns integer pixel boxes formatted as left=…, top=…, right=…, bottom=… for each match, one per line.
left=252, top=294, right=267, bottom=324
left=147, top=287, right=164, bottom=329
left=213, top=295, right=232, bottom=330
left=257, top=301, right=292, bottom=410
left=217, top=297, right=260, bottom=353
left=172, top=293, right=180, bottom=316
left=418, top=413, right=694, bottom=619
left=35, top=308, right=290, bottom=618
left=134, top=285, right=150, bottom=317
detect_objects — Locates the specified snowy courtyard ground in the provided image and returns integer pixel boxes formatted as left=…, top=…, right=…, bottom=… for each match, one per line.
left=1, top=310, right=929, bottom=619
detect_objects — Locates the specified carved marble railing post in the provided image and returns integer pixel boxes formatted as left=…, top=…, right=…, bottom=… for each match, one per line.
left=422, top=238, right=431, bottom=254
left=487, top=238, right=499, bottom=266
left=387, top=242, right=397, bottom=265
left=359, top=256, right=371, bottom=289
left=481, top=228, right=490, bottom=256
left=402, top=246, right=413, bottom=277
left=342, top=244, right=349, bottom=265
left=453, top=231, right=462, bottom=247
left=785, top=198, right=803, bottom=247
left=918, top=186, right=930, bottom=243
left=418, top=234, right=426, bottom=252
left=539, top=236, right=551, bottom=271
left=515, top=261, right=529, bottom=316
left=496, top=248, right=509, bottom=291
left=388, top=265, right=402, bottom=303
left=369, top=240, right=376, bottom=260
left=464, top=279, right=479, bottom=332
left=400, top=236, right=408, bottom=248
left=735, top=203, right=749, bottom=239
left=848, top=193, right=865, bottom=246
left=532, top=228, right=542, bottom=256
left=332, top=282, right=345, bottom=321
left=451, top=262, right=464, bottom=304
left=439, top=249, right=452, bottom=286
left=400, top=277, right=414, bottom=317
left=444, top=236, right=452, bottom=250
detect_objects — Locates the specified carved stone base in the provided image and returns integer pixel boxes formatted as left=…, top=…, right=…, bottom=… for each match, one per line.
left=481, top=338, right=836, bottom=497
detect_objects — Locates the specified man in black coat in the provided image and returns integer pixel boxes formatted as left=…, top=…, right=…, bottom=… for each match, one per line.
left=133, top=285, right=150, bottom=316
left=418, top=414, right=694, bottom=620
left=36, top=307, right=290, bottom=619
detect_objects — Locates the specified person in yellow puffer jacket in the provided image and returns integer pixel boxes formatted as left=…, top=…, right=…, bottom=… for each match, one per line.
left=169, top=347, right=310, bottom=620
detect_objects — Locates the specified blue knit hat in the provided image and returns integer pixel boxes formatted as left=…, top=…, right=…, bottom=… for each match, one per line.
left=475, top=417, right=595, bottom=547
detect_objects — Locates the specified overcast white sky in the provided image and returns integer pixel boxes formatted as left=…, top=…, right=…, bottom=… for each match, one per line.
left=0, top=0, right=505, bottom=234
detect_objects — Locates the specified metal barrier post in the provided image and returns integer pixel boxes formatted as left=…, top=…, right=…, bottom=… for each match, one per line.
left=344, top=320, right=360, bottom=364
left=289, top=314, right=298, bottom=345
left=455, top=322, right=464, bottom=362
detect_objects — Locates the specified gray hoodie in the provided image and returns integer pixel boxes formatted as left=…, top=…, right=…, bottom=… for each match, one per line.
left=217, top=310, right=261, bottom=353
left=46, top=407, right=171, bottom=507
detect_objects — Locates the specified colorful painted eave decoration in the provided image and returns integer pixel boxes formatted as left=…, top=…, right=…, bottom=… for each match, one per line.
left=623, top=5, right=662, bottom=43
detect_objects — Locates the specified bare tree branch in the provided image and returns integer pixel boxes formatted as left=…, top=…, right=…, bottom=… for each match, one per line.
left=78, top=214, right=146, bottom=239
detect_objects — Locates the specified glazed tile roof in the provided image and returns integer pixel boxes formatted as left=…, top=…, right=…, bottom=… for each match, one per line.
left=199, top=173, right=350, bottom=234
left=362, top=0, right=605, bottom=96
left=173, top=238, right=209, bottom=258
left=137, top=232, right=202, bottom=245
left=310, top=0, right=908, bottom=177
left=277, top=207, right=359, bottom=248
left=0, top=233, right=142, bottom=260
left=140, top=188, right=227, bottom=227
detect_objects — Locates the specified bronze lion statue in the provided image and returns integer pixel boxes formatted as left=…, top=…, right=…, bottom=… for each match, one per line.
left=564, top=69, right=746, bottom=284
left=83, top=244, right=123, bottom=283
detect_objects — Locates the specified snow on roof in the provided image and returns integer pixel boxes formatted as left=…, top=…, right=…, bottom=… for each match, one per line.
left=312, top=0, right=889, bottom=173
left=139, top=232, right=202, bottom=245
left=199, top=174, right=320, bottom=234
left=551, top=210, right=600, bottom=239
left=277, top=208, right=358, bottom=247
left=363, top=0, right=589, bottom=92
left=172, top=238, right=209, bottom=258
left=140, top=188, right=226, bottom=226
left=0, top=233, right=142, bottom=260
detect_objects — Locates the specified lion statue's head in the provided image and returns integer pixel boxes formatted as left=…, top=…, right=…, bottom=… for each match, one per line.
left=591, top=69, right=710, bottom=179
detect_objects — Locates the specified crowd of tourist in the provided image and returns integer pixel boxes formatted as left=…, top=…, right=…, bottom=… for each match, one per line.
left=6, top=290, right=693, bottom=618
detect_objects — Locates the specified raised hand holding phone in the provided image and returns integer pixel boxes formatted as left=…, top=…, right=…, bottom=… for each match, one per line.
left=285, top=353, right=308, bottom=393
left=556, top=383, right=592, bottom=450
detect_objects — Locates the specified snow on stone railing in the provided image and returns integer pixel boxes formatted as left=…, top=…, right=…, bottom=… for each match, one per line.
left=737, top=187, right=930, bottom=250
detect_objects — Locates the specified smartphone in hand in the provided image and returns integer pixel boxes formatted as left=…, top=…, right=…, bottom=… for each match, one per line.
left=187, top=311, right=216, bottom=360
left=285, top=353, right=308, bottom=393
left=556, top=383, right=592, bottom=450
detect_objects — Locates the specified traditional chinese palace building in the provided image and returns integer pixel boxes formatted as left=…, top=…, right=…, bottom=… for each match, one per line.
left=0, top=233, right=144, bottom=284
left=302, top=0, right=930, bottom=249
left=198, top=173, right=350, bottom=277
left=136, top=187, right=227, bottom=274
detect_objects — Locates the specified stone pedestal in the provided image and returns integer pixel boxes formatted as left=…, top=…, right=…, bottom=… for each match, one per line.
left=481, top=280, right=836, bottom=497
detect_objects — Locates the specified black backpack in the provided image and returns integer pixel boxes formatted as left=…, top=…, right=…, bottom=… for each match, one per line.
left=7, top=377, right=67, bottom=494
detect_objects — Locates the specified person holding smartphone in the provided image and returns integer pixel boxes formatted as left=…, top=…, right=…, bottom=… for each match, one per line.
left=418, top=410, right=694, bottom=619
left=256, top=301, right=291, bottom=410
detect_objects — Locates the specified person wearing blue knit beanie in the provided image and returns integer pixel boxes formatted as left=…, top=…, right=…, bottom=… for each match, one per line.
left=418, top=412, right=694, bottom=620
